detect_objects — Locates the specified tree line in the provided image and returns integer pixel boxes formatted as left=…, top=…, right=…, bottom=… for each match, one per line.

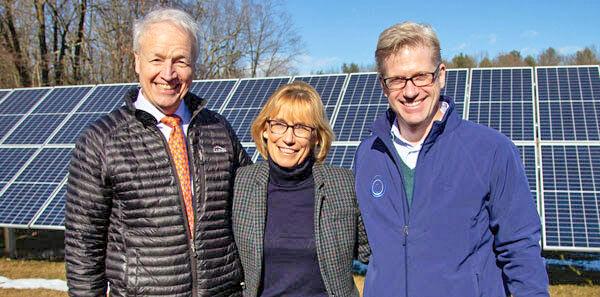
left=444, top=47, right=599, bottom=69
left=0, top=0, right=303, bottom=88
left=318, top=47, right=599, bottom=75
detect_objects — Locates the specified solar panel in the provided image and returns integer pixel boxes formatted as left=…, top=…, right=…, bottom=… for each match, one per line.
left=220, top=77, right=291, bottom=142
left=468, top=68, right=535, bottom=141
left=77, top=84, right=136, bottom=113
left=15, top=148, right=72, bottom=183
left=0, top=90, right=10, bottom=101
left=0, top=148, right=71, bottom=227
left=30, top=185, right=66, bottom=228
left=540, top=145, right=600, bottom=251
left=331, top=73, right=387, bottom=141
left=48, top=113, right=104, bottom=144
left=0, top=115, right=23, bottom=140
left=31, top=86, right=93, bottom=113
left=2, top=114, right=66, bottom=144
left=1, top=86, right=93, bottom=145
left=326, top=145, right=358, bottom=169
left=0, top=183, right=60, bottom=227
left=293, top=74, right=347, bottom=121
left=0, top=88, right=50, bottom=114
left=442, top=69, right=469, bottom=118
left=0, top=148, right=37, bottom=182
left=190, top=79, right=237, bottom=111
left=536, top=66, right=600, bottom=141
left=516, top=144, right=539, bottom=206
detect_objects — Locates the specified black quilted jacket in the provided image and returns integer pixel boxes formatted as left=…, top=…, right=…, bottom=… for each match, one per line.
left=65, top=88, right=252, bottom=297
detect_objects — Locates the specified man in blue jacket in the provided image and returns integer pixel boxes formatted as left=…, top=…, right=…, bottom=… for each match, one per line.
left=354, top=22, right=549, bottom=297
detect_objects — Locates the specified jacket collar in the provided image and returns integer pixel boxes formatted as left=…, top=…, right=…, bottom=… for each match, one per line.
left=370, top=95, right=460, bottom=153
left=123, top=88, right=207, bottom=126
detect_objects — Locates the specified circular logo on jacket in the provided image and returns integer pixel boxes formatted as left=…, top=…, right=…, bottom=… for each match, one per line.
left=371, top=175, right=385, bottom=198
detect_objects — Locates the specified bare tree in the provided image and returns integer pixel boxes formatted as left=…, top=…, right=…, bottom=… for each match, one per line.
left=0, top=0, right=32, bottom=87
left=538, top=47, right=562, bottom=66
left=35, top=0, right=50, bottom=85
left=494, top=50, right=525, bottom=67
left=243, top=0, right=303, bottom=77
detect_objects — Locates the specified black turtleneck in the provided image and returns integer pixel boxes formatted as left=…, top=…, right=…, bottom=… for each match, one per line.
left=259, top=156, right=327, bottom=297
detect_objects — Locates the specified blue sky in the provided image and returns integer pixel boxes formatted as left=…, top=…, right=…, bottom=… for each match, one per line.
left=285, top=0, right=600, bottom=74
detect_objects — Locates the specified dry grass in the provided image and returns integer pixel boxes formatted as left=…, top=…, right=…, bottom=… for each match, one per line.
left=0, top=258, right=65, bottom=280
left=0, top=289, right=67, bottom=297
left=1, top=259, right=598, bottom=297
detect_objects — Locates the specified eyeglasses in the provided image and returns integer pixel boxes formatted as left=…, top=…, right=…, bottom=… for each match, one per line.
left=381, top=64, right=441, bottom=91
left=267, top=120, right=314, bottom=139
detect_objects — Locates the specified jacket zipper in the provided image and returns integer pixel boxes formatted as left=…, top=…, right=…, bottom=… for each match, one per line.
left=185, top=125, right=202, bottom=297
left=383, top=134, right=412, bottom=297
left=156, top=126, right=198, bottom=297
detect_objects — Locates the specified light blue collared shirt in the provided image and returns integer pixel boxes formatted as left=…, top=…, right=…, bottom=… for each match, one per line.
left=390, top=101, right=449, bottom=169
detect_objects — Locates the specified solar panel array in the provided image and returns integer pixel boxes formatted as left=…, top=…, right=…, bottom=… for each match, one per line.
left=535, top=66, right=600, bottom=251
left=0, top=67, right=598, bottom=252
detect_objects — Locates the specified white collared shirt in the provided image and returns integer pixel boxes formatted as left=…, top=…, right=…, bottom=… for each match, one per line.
left=390, top=101, right=449, bottom=169
left=133, top=91, right=192, bottom=139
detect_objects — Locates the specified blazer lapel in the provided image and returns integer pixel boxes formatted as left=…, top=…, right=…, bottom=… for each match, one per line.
left=312, top=164, right=330, bottom=290
left=252, top=162, right=269, bottom=274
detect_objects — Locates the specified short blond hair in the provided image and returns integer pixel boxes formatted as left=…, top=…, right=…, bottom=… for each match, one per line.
left=251, top=81, right=334, bottom=162
left=375, top=21, right=441, bottom=75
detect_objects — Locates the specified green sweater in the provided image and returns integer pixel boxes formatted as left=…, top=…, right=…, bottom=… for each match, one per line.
left=398, top=158, right=415, bottom=210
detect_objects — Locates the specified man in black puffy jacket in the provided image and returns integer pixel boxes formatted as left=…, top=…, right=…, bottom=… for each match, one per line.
left=65, top=7, right=251, bottom=297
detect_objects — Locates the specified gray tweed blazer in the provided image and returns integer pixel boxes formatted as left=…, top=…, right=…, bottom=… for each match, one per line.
left=232, top=161, right=370, bottom=297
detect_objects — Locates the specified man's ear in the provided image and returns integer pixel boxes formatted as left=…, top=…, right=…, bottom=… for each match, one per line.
left=134, top=52, right=141, bottom=75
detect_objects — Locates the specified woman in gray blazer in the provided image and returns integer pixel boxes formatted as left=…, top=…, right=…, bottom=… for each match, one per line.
left=232, top=81, right=369, bottom=297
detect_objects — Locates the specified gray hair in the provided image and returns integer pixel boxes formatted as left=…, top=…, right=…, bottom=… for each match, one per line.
left=133, top=7, right=200, bottom=61
left=375, top=21, right=441, bottom=74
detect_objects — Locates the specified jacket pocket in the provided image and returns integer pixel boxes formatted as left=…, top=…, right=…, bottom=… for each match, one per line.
left=471, top=272, right=481, bottom=297
left=125, top=248, right=139, bottom=297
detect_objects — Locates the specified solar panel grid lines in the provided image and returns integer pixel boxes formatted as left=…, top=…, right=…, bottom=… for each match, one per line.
left=29, top=178, right=68, bottom=230
left=0, top=87, right=51, bottom=115
left=1, top=85, right=95, bottom=145
left=326, top=143, right=360, bottom=169
left=77, top=83, right=138, bottom=113
left=468, top=67, right=536, bottom=141
left=442, top=68, right=469, bottom=119
left=0, top=89, right=12, bottom=103
left=189, top=79, right=238, bottom=112
left=293, top=74, right=349, bottom=122
left=0, top=183, right=63, bottom=227
left=0, top=88, right=52, bottom=144
left=0, top=147, right=73, bottom=228
left=332, top=72, right=388, bottom=142
left=513, top=142, right=541, bottom=209
left=535, top=65, right=600, bottom=141
left=220, top=77, right=292, bottom=142
left=31, top=85, right=94, bottom=114
left=538, top=143, right=600, bottom=251
left=0, top=148, right=37, bottom=182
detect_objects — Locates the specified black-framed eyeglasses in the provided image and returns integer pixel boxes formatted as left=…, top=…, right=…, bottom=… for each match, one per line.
left=267, top=120, right=314, bottom=139
left=381, top=64, right=441, bottom=91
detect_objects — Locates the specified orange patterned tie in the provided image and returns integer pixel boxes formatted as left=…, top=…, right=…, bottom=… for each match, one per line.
left=161, top=115, right=194, bottom=239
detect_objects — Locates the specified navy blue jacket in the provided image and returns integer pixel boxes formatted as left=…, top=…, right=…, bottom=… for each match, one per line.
left=354, top=96, right=549, bottom=297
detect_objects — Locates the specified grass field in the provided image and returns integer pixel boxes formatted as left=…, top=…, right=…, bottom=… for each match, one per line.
left=1, top=258, right=599, bottom=297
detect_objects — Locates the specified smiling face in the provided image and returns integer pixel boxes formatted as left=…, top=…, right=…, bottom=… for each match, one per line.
left=381, top=45, right=446, bottom=140
left=262, top=107, right=315, bottom=168
left=134, top=22, right=194, bottom=115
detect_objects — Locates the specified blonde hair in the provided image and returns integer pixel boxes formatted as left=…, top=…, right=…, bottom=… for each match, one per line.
left=251, top=81, right=334, bottom=162
left=375, top=21, right=441, bottom=75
